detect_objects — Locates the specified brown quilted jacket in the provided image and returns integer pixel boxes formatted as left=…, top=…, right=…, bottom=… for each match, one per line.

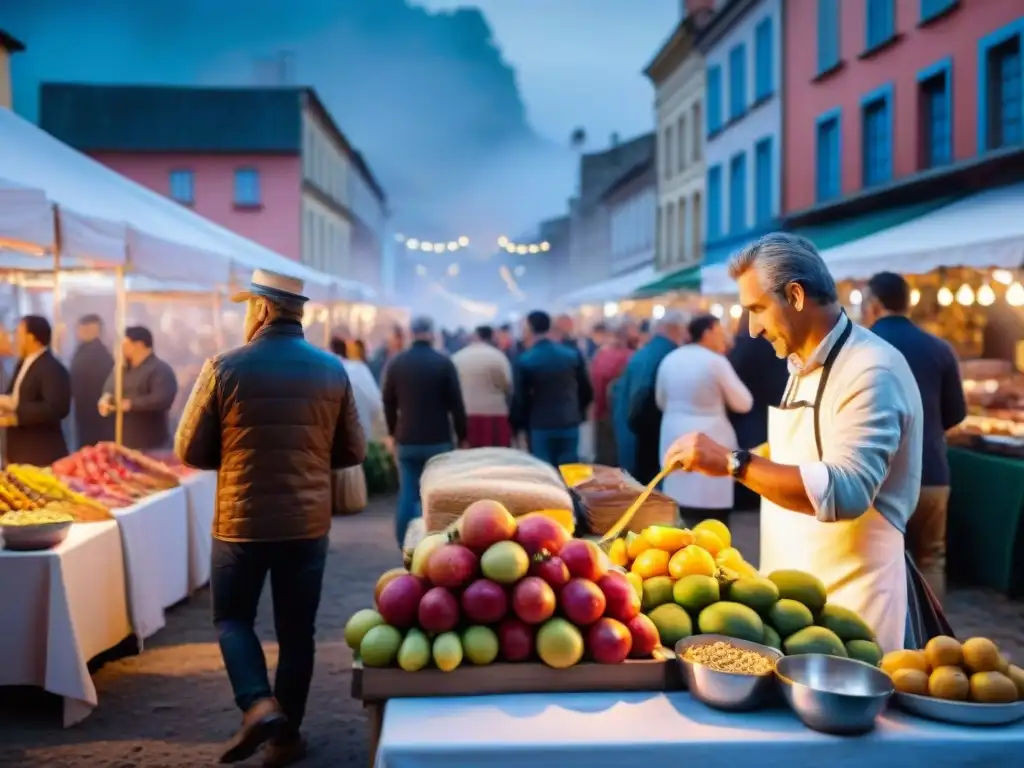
left=174, top=320, right=365, bottom=542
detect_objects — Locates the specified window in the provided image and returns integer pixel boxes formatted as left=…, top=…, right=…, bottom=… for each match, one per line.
left=692, top=102, right=703, bottom=160
left=754, top=137, right=773, bottom=224
left=920, top=0, right=956, bottom=24
left=707, top=66, right=723, bottom=135
left=691, top=191, right=702, bottom=260
left=754, top=17, right=773, bottom=101
left=655, top=206, right=663, bottom=267
left=918, top=61, right=952, bottom=169
left=728, top=153, right=747, bottom=236
left=707, top=165, right=723, bottom=240
left=817, top=0, right=840, bottom=74
left=984, top=34, right=1022, bottom=151
left=866, top=0, right=896, bottom=51
left=861, top=85, right=893, bottom=187
left=677, top=198, right=687, bottom=262
left=677, top=115, right=687, bottom=173
left=665, top=203, right=676, bottom=265
left=729, top=44, right=747, bottom=120
left=168, top=170, right=194, bottom=205
left=663, top=125, right=674, bottom=179
left=234, top=168, right=261, bottom=207
left=815, top=110, right=841, bottom=202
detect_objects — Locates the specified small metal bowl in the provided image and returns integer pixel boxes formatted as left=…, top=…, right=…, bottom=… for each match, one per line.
left=0, top=521, right=72, bottom=551
left=776, top=654, right=894, bottom=735
left=675, top=635, right=784, bottom=711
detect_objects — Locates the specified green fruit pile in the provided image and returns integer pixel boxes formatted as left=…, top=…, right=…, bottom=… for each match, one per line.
left=638, top=567, right=883, bottom=664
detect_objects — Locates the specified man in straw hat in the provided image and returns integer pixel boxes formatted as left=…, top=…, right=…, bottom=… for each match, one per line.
left=176, top=268, right=365, bottom=766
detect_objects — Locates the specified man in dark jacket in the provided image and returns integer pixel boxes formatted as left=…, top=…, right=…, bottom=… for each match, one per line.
left=382, top=315, right=467, bottom=548
left=0, top=315, right=71, bottom=466
left=864, top=272, right=967, bottom=602
left=511, top=310, right=593, bottom=466
left=70, top=314, right=114, bottom=448
left=175, top=269, right=365, bottom=766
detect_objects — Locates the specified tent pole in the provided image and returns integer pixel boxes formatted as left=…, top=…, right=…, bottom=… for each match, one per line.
left=212, top=290, right=224, bottom=351
left=51, top=206, right=63, bottom=357
left=114, top=266, right=127, bottom=446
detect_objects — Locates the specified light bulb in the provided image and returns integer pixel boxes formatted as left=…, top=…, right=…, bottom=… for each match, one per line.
left=937, top=286, right=954, bottom=306
left=497, top=236, right=508, bottom=247
left=955, top=283, right=975, bottom=306
left=445, top=241, right=457, bottom=251
left=432, top=242, right=445, bottom=253
left=1007, top=282, right=1024, bottom=307
left=603, top=302, right=619, bottom=318
left=540, top=241, right=551, bottom=251
left=910, top=288, right=921, bottom=306
left=516, top=245, right=528, bottom=255
left=993, top=269, right=1014, bottom=285
left=419, top=241, right=433, bottom=252
left=528, top=245, right=540, bottom=254
left=405, top=238, right=419, bottom=250
left=729, top=304, right=742, bottom=319
left=710, top=303, right=724, bottom=318
left=849, top=289, right=862, bottom=306
left=458, top=236, right=469, bottom=247
left=977, top=284, right=996, bottom=306
left=653, top=304, right=666, bottom=319
left=505, top=243, right=516, bottom=253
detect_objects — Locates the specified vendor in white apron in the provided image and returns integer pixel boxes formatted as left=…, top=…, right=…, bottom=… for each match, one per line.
left=663, top=233, right=924, bottom=653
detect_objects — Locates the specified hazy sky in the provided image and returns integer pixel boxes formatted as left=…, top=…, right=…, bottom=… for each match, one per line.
left=416, top=0, right=681, bottom=149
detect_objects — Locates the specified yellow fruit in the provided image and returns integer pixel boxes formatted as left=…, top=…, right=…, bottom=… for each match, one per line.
left=734, top=561, right=761, bottom=579
left=642, top=526, right=694, bottom=552
left=625, top=572, right=643, bottom=599
left=891, top=668, right=929, bottom=696
left=627, top=533, right=652, bottom=560
left=668, top=545, right=716, bottom=579
left=558, top=464, right=593, bottom=487
left=715, top=547, right=745, bottom=568
left=532, top=508, right=576, bottom=534
left=607, top=539, right=628, bottom=568
left=929, top=666, right=970, bottom=701
left=924, top=636, right=963, bottom=670
left=694, top=518, right=731, bottom=548
left=962, top=637, right=1002, bottom=674
left=1007, top=664, right=1024, bottom=698
left=692, top=529, right=724, bottom=557
left=881, top=649, right=929, bottom=678
left=631, top=548, right=670, bottom=579
left=969, top=671, right=1018, bottom=704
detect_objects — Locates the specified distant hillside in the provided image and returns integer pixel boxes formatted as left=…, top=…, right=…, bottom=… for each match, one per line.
left=3, top=0, right=572, bottom=234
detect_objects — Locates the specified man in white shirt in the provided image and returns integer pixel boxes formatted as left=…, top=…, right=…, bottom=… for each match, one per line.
left=664, top=233, right=924, bottom=652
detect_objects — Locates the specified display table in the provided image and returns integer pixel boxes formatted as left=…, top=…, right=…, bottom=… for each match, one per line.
left=113, top=486, right=190, bottom=641
left=0, top=521, right=132, bottom=727
left=181, top=471, right=216, bottom=591
left=947, top=447, right=1024, bottom=596
left=376, top=691, right=1024, bottom=768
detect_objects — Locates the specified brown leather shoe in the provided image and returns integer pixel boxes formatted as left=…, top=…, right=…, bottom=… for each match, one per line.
left=263, top=733, right=308, bottom=768
left=219, top=697, right=288, bottom=763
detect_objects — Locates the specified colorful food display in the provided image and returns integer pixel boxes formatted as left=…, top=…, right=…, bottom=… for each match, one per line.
left=51, top=443, right=180, bottom=508
left=0, top=466, right=113, bottom=522
left=883, top=636, right=1024, bottom=703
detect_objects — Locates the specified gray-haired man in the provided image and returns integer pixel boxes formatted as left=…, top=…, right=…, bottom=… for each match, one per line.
left=664, top=233, right=924, bottom=653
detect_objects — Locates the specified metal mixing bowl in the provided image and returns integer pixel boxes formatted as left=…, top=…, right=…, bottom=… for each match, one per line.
left=0, top=521, right=72, bottom=551
left=676, top=635, right=784, bottom=711
left=776, top=654, right=894, bottom=735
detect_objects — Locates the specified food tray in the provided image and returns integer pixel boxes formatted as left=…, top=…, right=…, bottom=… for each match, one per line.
left=894, top=691, right=1024, bottom=726
left=0, top=521, right=72, bottom=551
left=352, top=653, right=680, bottom=702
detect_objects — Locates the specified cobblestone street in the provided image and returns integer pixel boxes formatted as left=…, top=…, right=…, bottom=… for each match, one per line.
left=1, top=498, right=1022, bottom=767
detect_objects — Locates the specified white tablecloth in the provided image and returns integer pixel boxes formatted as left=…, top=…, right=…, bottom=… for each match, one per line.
left=113, top=486, right=189, bottom=641
left=376, top=692, right=1024, bottom=768
left=0, top=521, right=132, bottom=727
left=181, top=471, right=216, bottom=590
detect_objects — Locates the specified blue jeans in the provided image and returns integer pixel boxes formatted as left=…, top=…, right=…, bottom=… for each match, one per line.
left=530, top=426, right=580, bottom=467
left=396, top=442, right=452, bottom=547
left=210, top=535, right=329, bottom=727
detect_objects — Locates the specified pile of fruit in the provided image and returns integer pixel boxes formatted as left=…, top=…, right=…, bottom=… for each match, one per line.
left=51, top=443, right=180, bottom=508
left=1, top=466, right=112, bottom=522
left=345, top=500, right=661, bottom=672
left=883, top=636, right=1024, bottom=703
left=612, top=521, right=884, bottom=665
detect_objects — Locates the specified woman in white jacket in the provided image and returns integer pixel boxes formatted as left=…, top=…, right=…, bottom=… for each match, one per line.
left=656, top=314, right=753, bottom=526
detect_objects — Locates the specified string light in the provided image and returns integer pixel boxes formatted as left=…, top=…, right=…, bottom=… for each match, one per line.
left=603, top=302, right=619, bottom=318
left=497, top=235, right=551, bottom=254
left=653, top=304, right=666, bottom=319
left=910, top=289, right=921, bottom=306
left=396, top=234, right=471, bottom=252
left=977, top=284, right=996, bottom=307
left=955, top=284, right=975, bottom=306
left=729, top=304, right=742, bottom=319
left=849, top=289, right=862, bottom=306
left=710, top=303, right=724, bottom=318
left=993, top=269, right=1014, bottom=285
left=1007, top=282, right=1024, bottom=307
left=937, top=286, right=954, bottom=307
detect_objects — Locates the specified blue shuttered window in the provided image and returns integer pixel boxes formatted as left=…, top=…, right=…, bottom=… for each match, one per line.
left=815, top=112, right=841, bottom=202
left=234, top=168, right=262, bottom=206
left=817, top=0, right=840, bottom=74
left=729, top=153, right=747, bottom=236
left=985, top=37, right=1023, bottom=150
left=729, top=44, right=747, bottom=120
left=920, top=0, right=956, bottom=24
left=707, top=66, right=723, bottom=136
left=169, top=170, right=194, bottom=205
left=754, top=17, right=773, bottom=101
left=920, top=68, right=952, bottom=168
left=707, top=166, right=723, bottom=240
left=754, top=137, right=773, bottom=224
left=862, top=89, right=893, bottom=187
left=866, top=0, right=896, bottom=51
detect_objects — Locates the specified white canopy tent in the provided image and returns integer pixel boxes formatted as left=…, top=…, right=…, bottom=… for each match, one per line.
left=556, top=263, right=660, bottom=310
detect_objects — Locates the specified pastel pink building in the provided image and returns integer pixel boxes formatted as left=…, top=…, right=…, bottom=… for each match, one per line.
left=39, top=84, right=387, bottom=291
left=783, top=0, right=1024, bottom=216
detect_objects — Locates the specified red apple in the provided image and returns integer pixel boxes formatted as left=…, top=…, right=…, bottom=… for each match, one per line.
left=512, top=576, right=557, bottom=625
left=458, top=500, right=517, bottom=553
left=626, top=613, right=661, bottom=658
left=559, top=539, right=605, bottom=581
left=376, top=574, right=426, bottom=629
left=497, top=617, right=535, bottom=662
left=514, top=513, right=571, bottom=556
left=426, top=543, right=479, bottom=589
left=587, top=617, right=632, bottom=664
left=418, top=586, right=460, bottom=634
left=559, top=577, right=606, bottom=626
left=530, top=552, right=570, bottom=590
left=597, top=571, right=641, bottom=623
left=461, top=578, right=509, bottom=624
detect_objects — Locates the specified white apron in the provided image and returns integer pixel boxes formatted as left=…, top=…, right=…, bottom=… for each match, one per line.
left=759, top=322, right=907, bottom=653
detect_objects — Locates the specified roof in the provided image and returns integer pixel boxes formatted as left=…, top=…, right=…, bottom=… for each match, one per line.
left=39, top=83, right=386, bottom=204
left=0, top=29, right=25, bottom=53
left=578, top=132, right=655, bottom=212
left=696, top=0, right=762, bottom=53
left=600, top=159, right=654, bottom=203
left=643, top=10, right=711, bottom=84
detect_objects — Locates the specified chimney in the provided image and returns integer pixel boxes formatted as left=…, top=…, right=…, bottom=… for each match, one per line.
left=0, top=30, right=26, bottom=110
left=683, top=0, right=715, bottom=15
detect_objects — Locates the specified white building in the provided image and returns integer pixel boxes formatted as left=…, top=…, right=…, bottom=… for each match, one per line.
left=605, top=161, right=656, bottom=276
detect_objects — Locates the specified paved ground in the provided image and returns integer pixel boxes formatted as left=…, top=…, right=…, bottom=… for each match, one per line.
left=1, top=498, right=1022, bottom=767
